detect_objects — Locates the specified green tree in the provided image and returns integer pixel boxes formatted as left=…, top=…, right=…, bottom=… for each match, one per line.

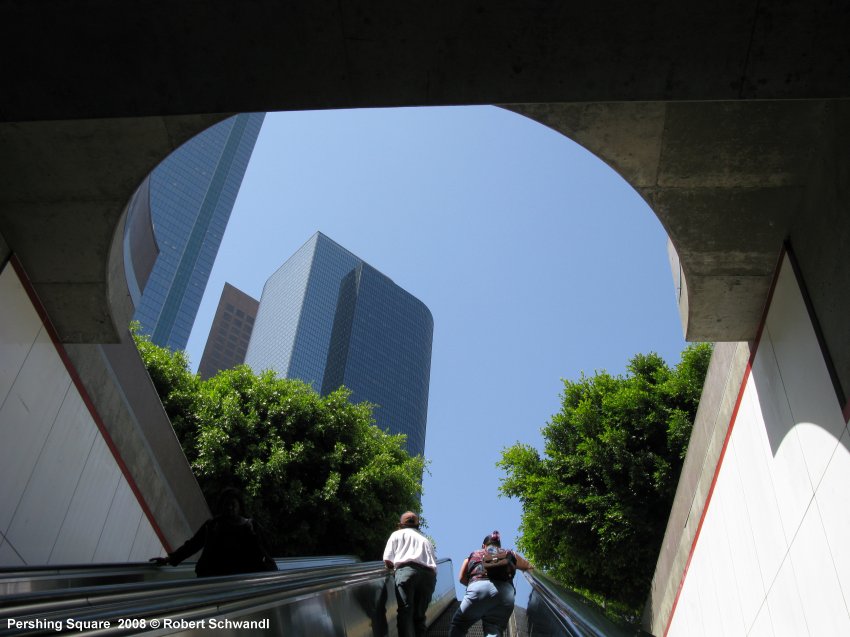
left=498, top=343, right=712, bottom=617
left=132, top=325, right=425, bottom=559
left=132, top=323, right=200, bottom=445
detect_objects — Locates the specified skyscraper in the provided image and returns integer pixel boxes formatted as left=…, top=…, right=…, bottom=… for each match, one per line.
left=245, top=232, right=433, bottom=457
left=132, top=112, right=265, bottom=351
left=197, top=283, right=259, bottom=380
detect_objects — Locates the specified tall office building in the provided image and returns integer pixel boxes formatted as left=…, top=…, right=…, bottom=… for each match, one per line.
left=132, top=112, right=265, bottom=351
left=245, top=232, right=433, bottom=457
left=197, top=283, right=259, bottom=380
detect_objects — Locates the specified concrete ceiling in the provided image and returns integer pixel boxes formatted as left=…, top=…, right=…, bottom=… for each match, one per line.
left=3, top=1, right=847, bottom=120
left=0, top=1, right=848, bottom=347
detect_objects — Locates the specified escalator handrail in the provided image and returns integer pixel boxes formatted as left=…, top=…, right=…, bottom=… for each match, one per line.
left=0, top=561, right=381, bottom=617
left=1, top=558, right=456, bottom=636
left=0, top=562, right=390, bottom=636
left=0, top=555, right=360, bottom=586
left=523, top=570, right=651, bottom=637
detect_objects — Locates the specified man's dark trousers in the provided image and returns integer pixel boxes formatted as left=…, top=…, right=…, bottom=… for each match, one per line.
left=394, top=563, right=437, bottom=637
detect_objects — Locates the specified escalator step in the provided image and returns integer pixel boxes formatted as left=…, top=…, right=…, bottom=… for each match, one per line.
left=428, top=599, right=530, bottom=636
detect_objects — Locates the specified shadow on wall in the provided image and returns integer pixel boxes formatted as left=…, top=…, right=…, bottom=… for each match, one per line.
left=752, top=252, right=847, bottom=459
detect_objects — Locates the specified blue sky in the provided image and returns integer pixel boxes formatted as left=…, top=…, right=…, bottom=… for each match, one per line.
left=184, top=105, right=687, bottom=603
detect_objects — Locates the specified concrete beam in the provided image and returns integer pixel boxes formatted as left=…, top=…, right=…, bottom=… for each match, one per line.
left=0, top=2, right=847, bottom=352
left=63, top=335, right=210, bottom=551
left=1, top=2, right=848, bottom=123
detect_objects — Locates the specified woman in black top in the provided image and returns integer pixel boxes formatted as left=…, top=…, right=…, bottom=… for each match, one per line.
left=151, top=487, right=276, bottom=577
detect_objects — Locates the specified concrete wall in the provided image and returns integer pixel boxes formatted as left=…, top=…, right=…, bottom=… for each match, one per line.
left=647, top=252, right=850, bottom=636
left=0, top=256, right=207, bottom=566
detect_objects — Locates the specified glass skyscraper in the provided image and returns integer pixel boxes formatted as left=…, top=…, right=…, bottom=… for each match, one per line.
left=245, top=232, right=433, bottom=458
left=132, top=112, right=265, bottom=351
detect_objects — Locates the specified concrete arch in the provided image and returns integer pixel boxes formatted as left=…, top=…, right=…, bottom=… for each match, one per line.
left=0, top=114, right=231, bottom=341
left=505, top=100, right=844, bottom=341
left=4, top=98, right=850, bottom=398
left=1, top=1, right=848, bottom=370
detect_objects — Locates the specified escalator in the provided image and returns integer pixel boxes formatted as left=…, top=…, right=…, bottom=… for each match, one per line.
left=0, top=557, right=456, bottom=636
left=1, top=559, right=655, bottom=636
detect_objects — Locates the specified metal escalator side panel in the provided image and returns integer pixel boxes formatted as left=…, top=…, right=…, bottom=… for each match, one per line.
left=136, top=567, right=398, bottom=637
left=0, top=555, right=362, bottom=596
left=0, top=558, right=454, bottom=636
left=523, top=571, right=652, bottom=637
left=425, top=558, right=457, bottom=628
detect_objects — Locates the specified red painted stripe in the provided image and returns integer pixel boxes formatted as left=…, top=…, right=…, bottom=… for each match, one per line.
left=663, top=246, right=786, bottom=636
left=8, top=256, right=172, bottom=553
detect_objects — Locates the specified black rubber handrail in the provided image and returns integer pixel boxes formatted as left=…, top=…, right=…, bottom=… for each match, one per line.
left=0, top=557, right=456, bottom=636
left=523, top=570, right=652, bottom=637
left=0, top=555, right=360, bottom=594
left=1, top=561, right=379, bottom=617
left=1, top=563, right=387, bottom=636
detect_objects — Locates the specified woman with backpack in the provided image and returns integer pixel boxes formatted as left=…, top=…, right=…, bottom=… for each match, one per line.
left=448, top=530, right=533, bottom=637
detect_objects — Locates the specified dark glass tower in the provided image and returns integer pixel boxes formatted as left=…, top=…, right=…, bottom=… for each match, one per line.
left=197, top=282, right=259, bottom=380
left=245, top=232, right=433, bottom=457
left=132, top=113, right=265, bottom=351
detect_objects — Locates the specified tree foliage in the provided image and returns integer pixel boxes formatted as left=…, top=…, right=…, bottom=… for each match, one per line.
left=498, top=343, right=712, bottom=616
left=132, top=324, right=425, bottom=559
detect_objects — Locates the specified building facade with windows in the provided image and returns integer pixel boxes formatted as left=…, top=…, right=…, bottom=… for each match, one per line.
left=197, top=282, right=259, bottom=380
left=245, top=232, right=433, bottom=457
left=131, top=113, right=265, bottom=351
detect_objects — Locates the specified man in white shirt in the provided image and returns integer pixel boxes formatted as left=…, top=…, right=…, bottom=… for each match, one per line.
left=383, top=511, right=438, bottom=637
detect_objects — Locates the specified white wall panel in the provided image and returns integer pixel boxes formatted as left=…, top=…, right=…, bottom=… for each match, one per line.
left=0, top=328, right=70, bottom=534
left=722, top=441, right=766, bottom=632
left=813, top=426, right=850, bottom=614
left=766, top=555, right=810, bottom=637
left=49, top=435, right=122, bottom=564
left=748, top=600, right=775, bottom=637
left=5, top=389, right=95, bottom=564
left=710, top=493, right=747, bottom=636
left=686, top=585, right=703, bottom=637
left=668, top=573, right=698, bottom=637
left=766, top=262, right=845, bottom=488
left=93, top=477, right=143, bottom=563
left=0, top=540, right=24, bottom=566
left=675, top=597, right=693, bottom=637
left=734, top=381, right=788, bottom=590
left=789, top=500, right=850, bottom=635
left=679, top=540, right=705, bottom=637
left=0, top=265, right=41, bottom=406
left=128, top=517, right=163, bottom=562
left=751, top=331, right=814, bottom=543
left=691, top=515, right=724, bottom=637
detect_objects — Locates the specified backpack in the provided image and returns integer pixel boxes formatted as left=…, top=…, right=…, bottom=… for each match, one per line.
left=479, top=546, right=516, bottom=581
